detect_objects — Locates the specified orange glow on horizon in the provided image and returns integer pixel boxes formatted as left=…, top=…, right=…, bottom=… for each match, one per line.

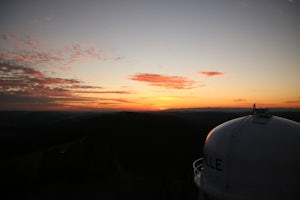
left=57, top=96, right=300, bottom=111
left=1, top=100, right=299, bottom=112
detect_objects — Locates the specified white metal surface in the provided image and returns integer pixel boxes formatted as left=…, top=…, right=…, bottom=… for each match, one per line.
left=194, top=114, right=300, bottom=200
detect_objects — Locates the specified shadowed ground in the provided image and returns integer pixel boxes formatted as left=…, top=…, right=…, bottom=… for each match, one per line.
left=0, top=110, right=299, bottom=199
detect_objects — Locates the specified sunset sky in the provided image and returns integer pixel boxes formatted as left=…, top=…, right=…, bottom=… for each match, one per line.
left=1, top=0, right=299, bottom=111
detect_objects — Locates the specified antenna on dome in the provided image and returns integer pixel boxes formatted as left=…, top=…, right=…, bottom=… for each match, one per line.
left=252, top=103, right=269, bottom=117
left=252, top=103, right=256, bottom=113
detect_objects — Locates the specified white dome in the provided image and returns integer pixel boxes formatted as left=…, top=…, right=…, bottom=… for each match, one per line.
left=195, top=114, right=300, bottom=200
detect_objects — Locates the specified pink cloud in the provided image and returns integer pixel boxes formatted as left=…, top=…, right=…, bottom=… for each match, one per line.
left=0, top=31, right=126, bottom=109
left=28, top=77, right=81, bottom=86
left=129, top=73, right=196, bottom=89
left=1, top=54, right=12, bottom=59
left=19, top=35, right=44, bottom=48
left=2, top=33, right=45, bottom=48
left=0, top=32, right=121, bottom=70
left=198, top=71, right=225, bottom=77
left=0, top=63, right=45, bottom=77
left=23, top=87, right=72, bottom=97
left=0, top=61, right=135, bottom=109
left=2, top=34, right=11, bottom=41
left=0, top=62, right=89, bottom=97
left=288, top=0, right=296, bottom=3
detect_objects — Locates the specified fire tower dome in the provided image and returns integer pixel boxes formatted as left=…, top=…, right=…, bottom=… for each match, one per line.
left=193, top=108, right=300, bottom=200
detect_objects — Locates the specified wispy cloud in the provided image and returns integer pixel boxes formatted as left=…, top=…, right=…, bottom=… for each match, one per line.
left=28, top=14, right=56, bottom=26
left=0, top=60, right=79, bottom=96
left=74, top=90, right=133, bottom=94
left=2, top=34, right=11, bottom=41
left=97, top=98, right=133, bottom=104
left=0, top=29, right=129, bottom=110
left=239, top=0, right=250, bottom=8
left=53, top=97, right=134, bottom=110
left=288, top=0, right=296, bottom=3
left=0, top=62, right=45, bottom=77
left=233, top=98, right=247, bottom=102
left=1, top=32, right=121, bottom=70
left=129, top=73, right=196, bottom=89
left=2, top=32, right=44, bottom=48
left=284, top=99, right=300, bottom=104
left=148, top=41, right=174, bottom=53
left=0, top=93, right=63, bottom=111
left=198, top=71, right=225, bottom=77
left=68, top=85, right=103, bottom=89
left=0, top=59, right=133, bottom=109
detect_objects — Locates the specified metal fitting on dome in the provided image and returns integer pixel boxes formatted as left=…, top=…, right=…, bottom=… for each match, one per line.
left=252, top=103, right=271, bottom=119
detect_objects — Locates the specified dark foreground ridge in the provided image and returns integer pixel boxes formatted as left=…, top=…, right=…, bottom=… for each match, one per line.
left=0, top=110, right=299, bottom=200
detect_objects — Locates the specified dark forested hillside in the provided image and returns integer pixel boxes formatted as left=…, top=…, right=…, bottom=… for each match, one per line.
left=0, top=110, right=299, bottom=200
